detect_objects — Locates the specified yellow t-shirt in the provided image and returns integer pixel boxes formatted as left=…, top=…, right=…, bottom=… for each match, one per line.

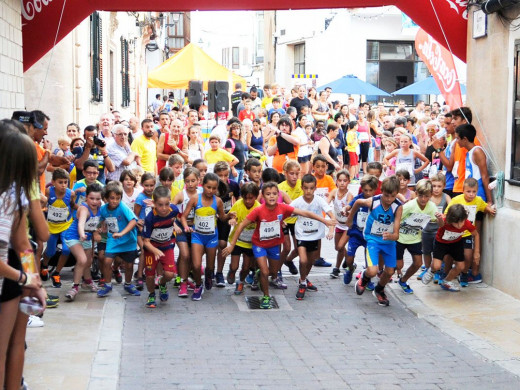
left=261, top=97, right=273, bottom=109
left=346, top=130, right=359, bottom=153
left=205, top=149, right=236, bottom=171
left=131, top=135, right=157, bottom=174
left=445, top=194, right=487, bottom=236
left=278, top=180, right=302, bottom=224
left=229, top=199, right=260, bottom=248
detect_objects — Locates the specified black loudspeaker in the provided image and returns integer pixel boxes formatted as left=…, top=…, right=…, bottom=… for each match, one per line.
left=208, top=81, right=230, bottom=113
left=188, top=80, right=203, bottom=109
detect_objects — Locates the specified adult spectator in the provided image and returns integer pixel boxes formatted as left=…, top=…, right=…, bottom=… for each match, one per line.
left=246, top=118, right=264, bottom=158
left=151, top=93, right=162, bottom=114
left=249, top=86, right=262, bottom=115
left=307, top=87, right=318, bottom=110
left=263, top=111, right=281, bottom=150
left=97, top=112, right=115, bottom=141
left=156, top=111, right=171, bottom=143
left=382, top=115, right=395, bottom=133
left=286, top=106, right=297, bottom=129
left=289, top=85, right=312, bottom=116
left=187, top=124, right=205, bottom=164
left=128, top=116, right=142, bottom=144
left=266, top=116, right=300, bottom=173
left=131, top=119, right=157, bottom=174
left=312, top=90, right=331, bottom=122
left=74, top=125, right=115, bottom=184
left=157, top=118, right=188, bottom=172
left=66, top=122, right=80, bottom=140
left=107, top=124, right=139, bottom=182
left=185, top=109, right=199, bottom=134
left=357, top=110, right=371, bottom=175
left=411, top=100, right=426, bottom=120
left=318, top=122, right=341, bottom=174
left=112, top=110, right=122, bottom=124
left=231, top=82, right=243, bottom=117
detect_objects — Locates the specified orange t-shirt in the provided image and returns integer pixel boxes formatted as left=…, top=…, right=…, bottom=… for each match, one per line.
left=314, top=174, right=336, bottom=201
left=453, top=137, right=481, bottom=193
left=268, top=136, right=299, bottom=173
left=34, top=142, right=46, bottom=193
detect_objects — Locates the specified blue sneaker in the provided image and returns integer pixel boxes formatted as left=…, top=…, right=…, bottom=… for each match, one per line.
left=97, top=284, right=112, bottom=298
left=398, top=279, right=414, bottom=294
left=467, top=273, right=482, bottom=284
left=159, top=284, right=169, bottom=302
left=417, top=268, right=428, bottom=280
left=245, top=271, right=254, bottom=285
left=192, top=285, right=204, bottom=301
left=343, top=269, right=353, bottom=285
left=420, top=265, right=426, bottom=271
left=314, top=257, right=332, bottom=267
left=433, top=271, right=442, bottom=284
left=366, top=281, right=375, bottom=291
left=124, top=284, right=141, bottom=296
left=459, top=272, right=469, bottom=287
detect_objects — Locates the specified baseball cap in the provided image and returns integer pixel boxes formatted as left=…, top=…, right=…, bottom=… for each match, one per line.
left=11, top=111, right=43, bottom=129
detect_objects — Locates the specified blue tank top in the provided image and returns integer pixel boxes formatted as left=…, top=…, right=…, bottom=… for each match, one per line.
left=63, top=203, right=100, bottom=241
left=364, top=195, right=402, bottom=244
left=193, top=194, right=218, bottom=235
left=465, top=146, right=487, bottom=201
left=251, top=131, right=264, bottom=151
left=348, top=193, right=370, bottom=239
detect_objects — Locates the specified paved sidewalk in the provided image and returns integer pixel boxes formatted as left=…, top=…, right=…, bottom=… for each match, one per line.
left=23, top=240, right=520, bottom=389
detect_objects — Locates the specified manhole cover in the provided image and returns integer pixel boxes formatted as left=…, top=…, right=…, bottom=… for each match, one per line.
left=245, top=296, right=279, bottom=309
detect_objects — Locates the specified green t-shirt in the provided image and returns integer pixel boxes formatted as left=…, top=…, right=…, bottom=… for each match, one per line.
left=398, top=199, right=437, bottom=244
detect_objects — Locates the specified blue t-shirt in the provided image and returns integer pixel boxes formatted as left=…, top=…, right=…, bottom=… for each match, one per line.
left=99, top=202, right=138, bottom=253
left=63, top=203, right=101, bottom=241
left=363, top=195, right=402, bottom=245
left=143, top=204, right=180, bottom=250
left=348, top=193, right=370, bottom=240
left=135, top=192, right=153, bottom=220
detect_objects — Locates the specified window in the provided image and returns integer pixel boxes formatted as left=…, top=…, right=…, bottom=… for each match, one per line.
left=232, top=47, right=239, bottom=69
left=90, top=12, right=103, bottom=102
left=294, top=43, right=305, bottom=75
left=121, top=37, right=130, bottom=107
left=511, top=41, right=520, bottom=181
left=366, top=40, right=426, bottom=104
left=222, top=48, right=229, bottom=68
left=243, top=47, right=249, bottom=66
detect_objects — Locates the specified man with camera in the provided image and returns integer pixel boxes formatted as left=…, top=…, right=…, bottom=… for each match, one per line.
left=73, top=125, right=114, bottom=184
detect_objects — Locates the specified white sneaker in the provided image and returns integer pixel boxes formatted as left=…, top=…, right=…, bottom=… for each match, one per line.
left=27, top=315, right=44, bottom=328
left=421, top=270, right=434, bottom=285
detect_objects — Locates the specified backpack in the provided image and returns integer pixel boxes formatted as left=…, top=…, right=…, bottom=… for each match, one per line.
left=227, top=138, right=236, bottom=154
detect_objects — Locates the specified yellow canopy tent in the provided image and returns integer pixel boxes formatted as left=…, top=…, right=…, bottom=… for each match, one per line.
left=147, top=43, right=246, bottom=90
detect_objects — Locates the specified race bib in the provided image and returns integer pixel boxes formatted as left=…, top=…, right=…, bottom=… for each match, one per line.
left=47, top=205, right=68, bottom=223
left=442, top=229, right=463, bottom=241
left=238, top=226, right=255, bottom=243
left=300, top=218, right=319, bottom=234
left=207, top=163, right=215, bottom=173
left=151, top=227, right=174, bottom=243
left=315, top=188, right=328, bottom=200
left=76, top=194, right=86, bottom=207
left=356, top=211, right=368, bottom=229
left=358, top=132, right=369, bottom=142
left=105, top=217, right=119, bottom=234
left=465, top=205, right=477, bottom=223
left=84, top=216, right=100, bottom=232
left=396, top=162, right=414, bottom=177
left=334, top=206, right=347, bottom=223
left=403, top=213, right=431, bottom=229
left=453, top=161, right=460, bottom=179
left=370, top=220, right=393, bottom=236
left=259, top=220, right=280, bottom=241
left=194, top=215, right=215, bottom=235
left=223, top=200, right=232, bottom=213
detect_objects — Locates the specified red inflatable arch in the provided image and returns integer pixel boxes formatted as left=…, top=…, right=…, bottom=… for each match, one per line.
left=21, top=0, right=467, bottom=72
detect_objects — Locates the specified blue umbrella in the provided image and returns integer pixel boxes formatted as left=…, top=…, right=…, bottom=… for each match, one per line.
left=392, top=76, right=466, bottom=95
left=318, top=74, right=391, bottom=96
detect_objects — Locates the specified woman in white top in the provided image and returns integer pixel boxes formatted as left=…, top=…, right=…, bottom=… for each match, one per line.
left=293, top=115, right=314, bottom=176
left=187, top=124, right=205, bottom=164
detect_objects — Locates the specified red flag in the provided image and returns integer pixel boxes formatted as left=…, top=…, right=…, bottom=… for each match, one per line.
left=415, top=28, right=463, bottom=109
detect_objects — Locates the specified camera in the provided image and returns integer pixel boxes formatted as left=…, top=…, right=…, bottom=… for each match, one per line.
left=93, top=136, right=106, bottom=148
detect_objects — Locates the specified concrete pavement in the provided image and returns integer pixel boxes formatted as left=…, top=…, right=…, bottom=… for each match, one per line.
left=23, top=239, right=520, bottom=389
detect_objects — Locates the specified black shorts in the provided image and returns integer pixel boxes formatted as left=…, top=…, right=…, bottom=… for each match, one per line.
left=433, top=239, right=464, bottom=262
left=217, top=219, right=231, bottom=242
left=0, top=249, right=22, bottom=303
left=298, top=155, right=311, bottom=163
left=231, top=245, right=254, bottom=257
left=282, top=223, right=295, bottom=236
left=97, top=242, right=107, bottom=252
left=476, top=211, right=484, bottom=222
left=443, top=189, right=455, bottom=198
left=297, top=239, right=320, bottom=252
left=106, top=250, right=139, bottom=264
left=396, top=241, right=423, bottom=259
left=463, top=236, right=474, bottom=249
left=359, top=142, right=370, bottom=163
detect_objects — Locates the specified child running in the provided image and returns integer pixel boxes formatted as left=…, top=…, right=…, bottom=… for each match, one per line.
left=227, top=182, right=261, bottom=294
left=292, top=174, right=335, bottom=300
left=120, top=169, right=142, bottom=212
left=347, top=176, right=403, bottom=306
left=328, top=170, right=354, bottom=278
left=63, top=183, right=103, bottom=301
left=181, top=173, right=235, bottom=300
left=421, top=204, right=478, bottom=291
left=96, top=182, right=140, bottom=298
left=222, top=182, right=334, bottom=309
left=142, top=186, right=180, bottom=308
left=172, top=167, right=201, bottom=297
left=395, top=179, right=443, bottom=294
